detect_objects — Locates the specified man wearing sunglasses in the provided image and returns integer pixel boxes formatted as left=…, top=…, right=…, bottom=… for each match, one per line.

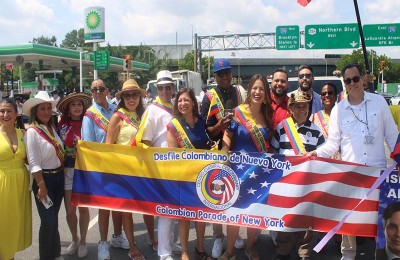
left=134, top=70, right=178, bottom=260
left=309, top=63, right=399, bottom=260
left=200, top=58, right=244, bottom=258
left=82, top=79, right=128, bottom=260
left=292, top=65, right=323, bottom=118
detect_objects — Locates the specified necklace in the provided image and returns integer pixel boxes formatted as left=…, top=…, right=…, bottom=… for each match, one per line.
left=350, top=102, right=369, bottom=133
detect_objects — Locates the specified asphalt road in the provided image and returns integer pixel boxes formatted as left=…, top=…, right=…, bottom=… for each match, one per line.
left=14, top=197, right=377, bottom=260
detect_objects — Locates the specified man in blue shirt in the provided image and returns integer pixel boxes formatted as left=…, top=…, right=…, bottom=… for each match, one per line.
left=81, top=79, right=128, bottom=260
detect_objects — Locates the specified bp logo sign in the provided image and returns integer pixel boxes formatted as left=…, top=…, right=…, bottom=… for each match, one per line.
left=86, top=11, right=101, bottom=30
left=84, top=7, right=105, bottom=43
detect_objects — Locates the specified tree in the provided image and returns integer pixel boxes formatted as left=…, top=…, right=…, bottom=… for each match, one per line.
left=336, top=49, right=400, bottom=84
left=61, top=28, right=86, bottom=49
left=31, top=35, right=57, bottom=46
left=178, top=51, right=215, bottom=81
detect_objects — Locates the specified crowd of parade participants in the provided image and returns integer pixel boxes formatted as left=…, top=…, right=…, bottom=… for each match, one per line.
left=1, top=59, right=400, bottom=260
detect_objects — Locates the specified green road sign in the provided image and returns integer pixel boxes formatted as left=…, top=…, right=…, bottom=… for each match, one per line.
left=363, top=23, right=400, bottom=47
left=276, top=25, right=300, bottom=50
left=305, top=23, right=360, bottom=49
left=94, top=50, right=109, bottom=70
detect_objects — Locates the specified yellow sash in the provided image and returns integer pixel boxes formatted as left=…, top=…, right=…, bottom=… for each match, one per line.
left=168, top=118, right=195, bottom=149
left=234, top=104, right=268, bottom=153
left=281, top=117, right=306, bottom=155
left=30, top=122, right=65, bottom=164
left=132, top=97, right=172, bottom=147
left=85, top=106, right=109, bottom=132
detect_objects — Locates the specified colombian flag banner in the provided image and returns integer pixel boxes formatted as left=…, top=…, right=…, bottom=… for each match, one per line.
left=72, top=140, right=382, bottom=236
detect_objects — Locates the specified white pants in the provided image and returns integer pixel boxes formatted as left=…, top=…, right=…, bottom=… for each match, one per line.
left=158, top=217, right=174, bottom=257
left=341, top=235, right=356, bottom=260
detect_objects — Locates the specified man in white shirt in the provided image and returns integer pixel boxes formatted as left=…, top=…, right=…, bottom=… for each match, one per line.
left=135, top=70, right=176, bottom=260
left=308, top=63, right=398, bottom=260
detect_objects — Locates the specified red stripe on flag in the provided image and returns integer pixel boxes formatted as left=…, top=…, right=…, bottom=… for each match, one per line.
left=268, top=192, right=378, bottom=211
left=280, top=171, right=377, bottom=188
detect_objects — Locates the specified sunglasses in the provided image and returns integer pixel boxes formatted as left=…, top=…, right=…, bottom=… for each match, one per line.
left=123, top=92, right=141, bottom=100
left=321, top=90, right=335, bottom=96
left=91, top=86, right=106, bottom=93
left=298, top=73, right=312, bottom=79
left=157, top=85, right=172, bottom=91
left=344, top=76, right=361, bottom=85
left=216, top=69, right=231, bottom=78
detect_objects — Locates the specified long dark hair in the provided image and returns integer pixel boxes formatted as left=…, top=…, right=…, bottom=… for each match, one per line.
left=245, top=74, right=274, bottom=139
left=117, top=92, right=145, bottom=118
left=29, top=103, right=55, bottom=128
left=173, top=88, right=200, bottom=121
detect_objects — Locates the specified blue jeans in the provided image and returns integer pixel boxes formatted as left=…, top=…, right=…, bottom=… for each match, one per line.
left=33, top=170, right=64, bottom=260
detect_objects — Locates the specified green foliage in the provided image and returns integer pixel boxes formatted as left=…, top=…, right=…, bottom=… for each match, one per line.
left=178, top=51, right=215, bottom=81
left=336, top=49, right=400, bottom=83
left=61, top=28, right=87, bottom=49
left=31, top=35, right=58, bottom=46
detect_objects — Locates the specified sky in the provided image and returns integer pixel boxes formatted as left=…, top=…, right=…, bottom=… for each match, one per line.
left=0, top=0, right=399, bottom=59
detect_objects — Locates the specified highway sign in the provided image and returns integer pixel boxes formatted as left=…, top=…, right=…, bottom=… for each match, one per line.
left=305, top=23, right=360, bottom=49
left=276, top=26, right=300, bottom=50
left=94, top=50, right=110, bottom=70
left=363, top=23, right=400, bottom=47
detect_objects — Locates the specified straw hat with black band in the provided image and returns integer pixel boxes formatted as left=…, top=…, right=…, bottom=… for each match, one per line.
left=56, top=92, right=92, bottom=115
left=115, top=79, right=146, bottom=100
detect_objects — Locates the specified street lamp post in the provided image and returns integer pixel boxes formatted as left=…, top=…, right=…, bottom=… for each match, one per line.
left=79, top=50, right=88, bottom=93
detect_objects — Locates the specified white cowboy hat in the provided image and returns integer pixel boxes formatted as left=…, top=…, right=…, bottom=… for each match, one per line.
left=22, top=91, right=58, bottom=116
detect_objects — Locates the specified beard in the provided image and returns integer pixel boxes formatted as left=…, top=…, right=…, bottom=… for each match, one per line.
left=272, top=87, right=287, bottom=97
left=299, top=82, right=312, bottom=92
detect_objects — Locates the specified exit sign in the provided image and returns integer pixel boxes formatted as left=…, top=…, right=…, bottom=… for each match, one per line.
left=363, top=23, right=400, bottom=47
left=305, top=23, right=360, bottom=49
left=276, top=25, right=300, bottom=50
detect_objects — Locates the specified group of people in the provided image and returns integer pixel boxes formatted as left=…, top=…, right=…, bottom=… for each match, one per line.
left=1, top=57, right=399, bottom=260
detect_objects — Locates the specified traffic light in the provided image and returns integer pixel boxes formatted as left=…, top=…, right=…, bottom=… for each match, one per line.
left=124, top=54, right=131, bottom=71
left=381, top=60, right=385, bottom=70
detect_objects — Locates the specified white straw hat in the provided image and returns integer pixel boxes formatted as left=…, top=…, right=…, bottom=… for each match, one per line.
left=22, top=91, right=58, bottom=116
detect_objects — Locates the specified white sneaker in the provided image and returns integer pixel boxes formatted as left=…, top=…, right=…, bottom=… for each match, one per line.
left=234, top=235, right=245, bottom=249
left=212, top=237, right=224, bottom=258
left=160, top=255, right=174, bottom=260
left=98, top=241, right=110, bottom=260
left=78, top=244, right=88, bottom=258
left=67, top=240, right=79, bottom=255
left=110, top=233, right=130, bottom=249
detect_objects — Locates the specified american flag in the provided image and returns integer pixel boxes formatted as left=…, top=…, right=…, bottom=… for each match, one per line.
left=226, top=151, right=381, bottom=235
left=212, top=169, right=235, bottom=204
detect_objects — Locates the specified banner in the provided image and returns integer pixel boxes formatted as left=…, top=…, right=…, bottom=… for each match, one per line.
left=376, top=170, right=400, bottom=258
left=72, top=141, right=382, bottom=236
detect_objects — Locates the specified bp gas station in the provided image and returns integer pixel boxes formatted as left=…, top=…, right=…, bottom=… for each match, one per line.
left=0, top=6, right=149, bottom=98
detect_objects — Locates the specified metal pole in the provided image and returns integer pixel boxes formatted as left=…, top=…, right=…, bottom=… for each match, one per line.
left=194, top=33, right=198, bottom=72
left=238, top=59, right=241, bottom=84
left=80, top=51, right=83, bottom=92
left=208, top=51, right=210, bottom=82
left=353, top=0, right=373, bottom=92
left=93, top=43, right=98, bottom=80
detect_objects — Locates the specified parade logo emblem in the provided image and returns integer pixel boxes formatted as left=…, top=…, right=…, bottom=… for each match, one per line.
left=196, top=163, right=240, bottom=210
